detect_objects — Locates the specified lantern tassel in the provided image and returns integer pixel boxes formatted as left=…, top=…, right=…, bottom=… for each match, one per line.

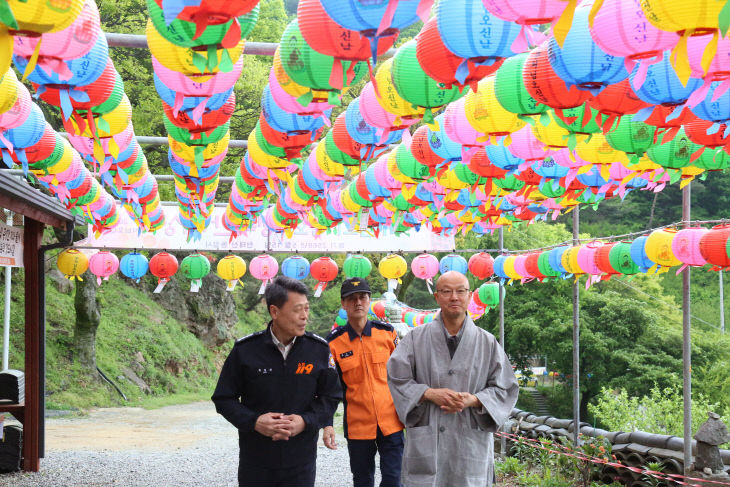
left=153, top=278, right=169, bottom=293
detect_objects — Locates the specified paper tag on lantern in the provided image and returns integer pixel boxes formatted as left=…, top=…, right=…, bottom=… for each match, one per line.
left=226, top=280, right=237, bottom=292
left=426, top=278, right=433, bottom=294
left=359, top=212, right=368, bottom=234
left=314, top=282, right=323, bottom=298
left=387, top=278, right=397, bottom=293
left=154, top=279, right=168, bottom=294
left=258, top=281, right=267, bottom=295
left=190, top=279, right=201, bottom=293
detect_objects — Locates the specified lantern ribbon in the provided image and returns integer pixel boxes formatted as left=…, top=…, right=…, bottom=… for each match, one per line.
left=551, top=0, right=578, bottom=48
left=20, top=37, right=42, bottom=82
left=0, top=4, right=18, bottom=30
left=153, top=277, right=169, bottom=293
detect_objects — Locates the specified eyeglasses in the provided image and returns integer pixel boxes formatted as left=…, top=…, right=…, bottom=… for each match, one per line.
left=435, top=289, right=469, bottom=297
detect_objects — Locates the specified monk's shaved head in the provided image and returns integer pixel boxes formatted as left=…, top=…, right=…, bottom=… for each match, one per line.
left=435, top=271, right=469, bottom=290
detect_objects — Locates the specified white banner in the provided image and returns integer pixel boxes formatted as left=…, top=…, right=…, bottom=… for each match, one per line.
left=0, top=222, right=23, bottom=267
left=75, top=205, right=455, bottom=253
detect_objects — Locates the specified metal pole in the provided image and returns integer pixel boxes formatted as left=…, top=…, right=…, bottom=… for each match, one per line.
left=572, top=207, right=581, bottom=446
left=498, top=226, right=506, bottom=458
left=2, top=211, right=12, bottom=370
left=681, top=183, right=692, bottom=475
left=720, top=270, right=725, bottom=334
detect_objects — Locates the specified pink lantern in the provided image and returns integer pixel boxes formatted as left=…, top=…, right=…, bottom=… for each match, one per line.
left=467, top=294, right=487, bottom=320
left=443, top=97, right=486, bottom=164
left=508, top=125, right=550, bottom=166
left=372, top=154, right=403, bottom=192
left=88, top=250, right=119, bottom=285
left=411, top=253, right=440, bottom=293
left=359, top=82, right=419, bottom=139
left=249, top=254, right=279, bottom=294
left=481, top=0, right=561, bottom=48
left=0, top=83, right=32, bottom=130
left=671, top=227, right=709, bottom=274
left=577, top=242, right=603, bottom=288
left=589, top=0, right=678, bottom=90
left=512, top=254, right=533, bottom=282
left=13, top=0, right=101, bottom=79
left=267, top=67, right=333, bottom=117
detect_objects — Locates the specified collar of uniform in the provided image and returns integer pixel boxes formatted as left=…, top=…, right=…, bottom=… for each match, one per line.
left=266, top=321, right=297, bottom=348
left=346, top=321, right=372, bottom=341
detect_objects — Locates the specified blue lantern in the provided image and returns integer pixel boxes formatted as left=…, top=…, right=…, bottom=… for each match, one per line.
left=345, top=97, right=404, bottom=147
left=154, top=74, right=233, bottom=116
left=533, top=158, right=569, bottom=180
left=319, top=0, right=423, bottom=33
left=689, top=80, right=730, bottom=128
left=548, top=246, right=569, bottom=275
left=485, top=143, right=522, bottom=172
left=630, top=236, right=656, bottom=273
left=427, top=115, right=463, bottom=162
left=120, top=252, right=149, bottom=283
left=547, top=5, right=628, bottom=94
left=630, top=52, right=703, bottom=107
left=492, top=255, right=509, bottom=281
left=439, top=253, right=468, bottom=275
left=437, top=0, right=521, bottom=63
left=261, top=85, right=330, bottom=135
left=281, top=255, right=311, bottom=280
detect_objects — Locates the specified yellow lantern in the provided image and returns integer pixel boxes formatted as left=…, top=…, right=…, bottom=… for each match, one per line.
left=436, top=168, right=470, bottom=191
left=316, top=142, right=345, bottom=178
left=561, top=246, right=584, bottom=276
left=72, top=95, right=132, bottom=138
left=170, top=131, right=230, bottom=169
left=146, top=19, right=245, bottom=78
left=57, top=249, right=89, bottom=280
left=374, top=58, right=425, bottom=121
left=8, top=0, right=85, bottom=34
left=645, top=228, right=681, bottom=270
left=246, top=131, right=290, bottom=171
left=379, top=253, right=408, bottom=292
left=503, top=255, right=523, bottom=282
left=216, top=255, right=247, bottom=291
left=272, top=49, right=346, bottom=102
left=575, top=132, right=629, bottom=180
left=465, top=76, right=525, bottom=143
left=0, top=68, right=18, bottom=115
left=340, top=188, right=361, bottom=214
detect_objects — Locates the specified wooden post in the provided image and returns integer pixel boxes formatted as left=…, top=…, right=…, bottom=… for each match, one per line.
left=23, top=218, right=42, bottom=472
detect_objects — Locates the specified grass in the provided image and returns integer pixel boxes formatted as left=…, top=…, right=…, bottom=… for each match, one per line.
left=7, top=269, right=223, bottom=410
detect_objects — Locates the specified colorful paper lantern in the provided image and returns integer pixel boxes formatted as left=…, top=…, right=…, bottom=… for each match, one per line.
left=88, top=250, right=119, bottom=285
left=57, top=248, right=89, bottom=280
left=411, top=253, right=440, bottom=293
left=672, top=227, right=709, bottom=273
left=343, top=254, right=373, bottom=279
left=281, top=255, right=311, bottom=281
left=249, top=254, right=279, bottom=294
left=468, top=252, right=495, bottom=280
left=379, top=254, right=408, bottom=292
left=439, top=254, right=468, bottom=275
left=216, top=254, right=246, bottom=291
left=476, top=282, right=500, bottom=308
left=700, top=225, right=730, bottom=270
left=310, top=256, right=339, bottom=297
left=120, top=251, right=149, bottom=283
left=149, top=251, right=178, bottom=293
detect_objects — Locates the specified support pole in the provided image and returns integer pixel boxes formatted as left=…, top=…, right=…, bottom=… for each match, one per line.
left=681, top=183, right=692, bottom=475
left=498, top=226, right=506, bottom=458
left=572, top=207, right=580, bottom=446
left=720, top=270, right=725, bottom=334
left=2, top=212, right=11, bottom=370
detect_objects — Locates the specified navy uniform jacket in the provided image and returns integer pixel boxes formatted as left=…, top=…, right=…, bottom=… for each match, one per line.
left=212, top=324, right=342, bottom=469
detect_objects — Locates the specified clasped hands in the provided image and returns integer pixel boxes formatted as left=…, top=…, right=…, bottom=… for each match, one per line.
left=254, top=412, right=305, bottom=441
left=423, top=388, right=481, bottom=414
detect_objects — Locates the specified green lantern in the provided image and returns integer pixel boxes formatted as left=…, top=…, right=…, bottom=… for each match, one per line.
left=279, top=20, right=367, bottom=104
left=181, top=253, right=211, bottom=292
left=494, top=53, right=547, bottom=117
left=390, top=193, right=415, bottom=211
left=395, top=143, right=431, bottom=181
left=324, top=131, right=359, bottom=166
left=692, top=147, right=730, bottom=171
left=493, top=174, right=525, bottom=192
left=343, top=254, right=372, bottom=278
left=605, top=114, right=658, bottom=161
left=608, top=242, right=639, bottom=275
left=28, top=132, right=65, bottom=174
left=452, top=162, right=484, bottom=185
left=646, top=127, right=700, bottom=171
left=391, top=40, right=467, bottom=124
left=537, top=251, right=562, bottom=279
left=147, top=0, right=259, bottom=48
left=477, top=282, right=500, bottom=307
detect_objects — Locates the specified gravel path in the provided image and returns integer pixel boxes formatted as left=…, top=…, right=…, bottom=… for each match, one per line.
left=0, top=402, right=381, bottom=486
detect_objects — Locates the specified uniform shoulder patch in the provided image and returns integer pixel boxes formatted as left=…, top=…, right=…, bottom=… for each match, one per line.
left=236, top=329, right=265, bottom=344
left=304, top=332, right=329, bottom=346
left=371, top=320, right=394, bottom=332
left=326, top=325, right=348, bottom=342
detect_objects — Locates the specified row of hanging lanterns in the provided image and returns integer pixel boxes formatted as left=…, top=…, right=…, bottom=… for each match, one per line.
left=1, top=0, right=164, bottom=235
left=146, top=0, right=260, bottom=240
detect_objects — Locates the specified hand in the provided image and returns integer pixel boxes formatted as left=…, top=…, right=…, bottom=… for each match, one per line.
left=323, top=426, right=337, bottom=450
left=461, top=393, right=481, bottom=409
left=423, top=388, right=467, bottom=413
left=254, top=412, right=291, bottom=439
left=277, top=414, right=306, bottom=439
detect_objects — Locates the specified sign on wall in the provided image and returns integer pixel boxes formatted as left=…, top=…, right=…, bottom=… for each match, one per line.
left=75, top=206, right=455, bottom=252
left=0, top=222, right=23, bottom=267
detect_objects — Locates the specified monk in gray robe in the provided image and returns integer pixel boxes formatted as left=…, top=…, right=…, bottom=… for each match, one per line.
left=387, top=271, right=519, bottom=487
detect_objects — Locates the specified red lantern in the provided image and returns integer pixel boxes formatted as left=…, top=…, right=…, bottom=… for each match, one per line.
left=34, top=60, right=118, bottom=115
left=150, top=252, right=179, bottom=292
left=298, top=0, right=396, bottom=62
left=410, top=125, right=446, bottom=168
left=310, top=256, right=339, bottom=297
left=523, top=42, right=592, bottom=112
left=415, top=18, right=501, bottom=92
left=162, top=92, right=235, bottom=132
left=699, top=224, right=730, bottom=270
left=468, top=252, right=495, bottom=279
left=587, top=79, right=650, bottom=133
left=331, top=113, right=384, bottom=163
left=684, top=118, right=730, bottom=149
left=593, top=242, right=618, bottom=278
left=371, top=300, right=386, bottom=319
left=642, top=105, right=697, bottom=144
left=524, top=253, right=546, bottom=281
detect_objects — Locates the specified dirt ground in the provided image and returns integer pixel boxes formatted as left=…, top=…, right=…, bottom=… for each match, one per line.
left=19, top=401, right=237, bottom=452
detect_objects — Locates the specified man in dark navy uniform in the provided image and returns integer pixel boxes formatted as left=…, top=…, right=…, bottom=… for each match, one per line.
left=212, top=276, right=342, bottom=487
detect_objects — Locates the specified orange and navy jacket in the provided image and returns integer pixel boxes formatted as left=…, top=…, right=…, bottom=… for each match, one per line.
left=326, top=320, right=404, bottom=440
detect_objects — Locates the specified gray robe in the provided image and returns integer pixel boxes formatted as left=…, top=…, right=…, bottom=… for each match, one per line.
left=387, top=313, right=519, bottom=487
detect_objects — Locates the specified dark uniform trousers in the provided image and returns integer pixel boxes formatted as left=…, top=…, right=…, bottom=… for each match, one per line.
left=239, top=461, right=316, bottom=487
left=346, top=427, right=404, bottom=487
